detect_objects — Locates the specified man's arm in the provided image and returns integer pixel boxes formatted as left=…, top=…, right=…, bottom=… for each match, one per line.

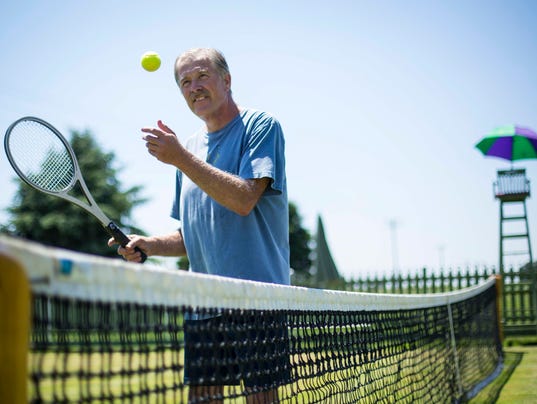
left=108, top=230, right=186, bottom=263
left=142, top=121, right=270, bottom=216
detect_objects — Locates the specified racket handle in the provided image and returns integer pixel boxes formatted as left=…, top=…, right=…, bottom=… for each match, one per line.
left=106, top=222, right=148, bottom=263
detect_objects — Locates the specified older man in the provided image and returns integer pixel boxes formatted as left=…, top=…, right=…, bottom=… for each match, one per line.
left=110, top=48, right=290, bottom=403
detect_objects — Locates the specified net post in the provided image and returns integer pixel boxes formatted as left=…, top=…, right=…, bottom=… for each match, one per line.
left=447, top=302, right=463, bottom=399
left=492, top=274, right=504, bottom=344
left=0, top=253, right=30, bottom=403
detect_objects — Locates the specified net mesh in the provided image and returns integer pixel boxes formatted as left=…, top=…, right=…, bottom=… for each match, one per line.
left=0, top=236, right=503, bottom=403
left=6, top=119, right=75, bottom=192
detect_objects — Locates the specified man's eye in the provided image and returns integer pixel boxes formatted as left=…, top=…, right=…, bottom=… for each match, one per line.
left=181, top=80, right=190, bottom=87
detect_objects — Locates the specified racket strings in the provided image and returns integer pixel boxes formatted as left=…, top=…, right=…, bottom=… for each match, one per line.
left=7, top=121, right=76, bottom=192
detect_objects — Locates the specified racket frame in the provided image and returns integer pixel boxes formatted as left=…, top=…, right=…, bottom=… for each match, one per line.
left=4, top=116, right=146, bottom=261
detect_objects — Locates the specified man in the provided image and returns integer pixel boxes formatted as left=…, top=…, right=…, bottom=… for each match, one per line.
left=110, top=48, right=290, bottom=403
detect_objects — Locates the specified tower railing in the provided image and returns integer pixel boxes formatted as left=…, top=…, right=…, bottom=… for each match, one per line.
left=494, top=168, right=530, bottom=202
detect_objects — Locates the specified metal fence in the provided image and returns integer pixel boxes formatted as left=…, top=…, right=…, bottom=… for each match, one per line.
left=305, top=264, right=537, bottom=336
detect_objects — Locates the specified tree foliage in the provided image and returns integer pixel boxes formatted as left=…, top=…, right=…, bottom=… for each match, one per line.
left=289, top=201, right=312, bottom=274
left=1, top=130, right=146, bottom=257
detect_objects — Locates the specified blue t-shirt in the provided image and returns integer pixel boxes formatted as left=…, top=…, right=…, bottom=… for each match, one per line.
left=171, top=109, right=290, bottom=285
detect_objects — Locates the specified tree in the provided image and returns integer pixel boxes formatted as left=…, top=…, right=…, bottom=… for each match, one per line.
left=289, top=201, right=312, bottom=274
left=177, top=256, right=189, bottom=270
left=1, top=129, right=146, bottom=257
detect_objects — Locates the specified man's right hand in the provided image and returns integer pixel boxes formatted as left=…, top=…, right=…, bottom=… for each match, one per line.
left=108, top=235, right=148, bottom=263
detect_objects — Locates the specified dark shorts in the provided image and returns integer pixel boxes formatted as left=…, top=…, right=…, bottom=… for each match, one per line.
left=183, top=312, right=291, bottom=387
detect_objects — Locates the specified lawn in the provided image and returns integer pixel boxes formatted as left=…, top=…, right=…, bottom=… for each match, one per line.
left=28, top=344, right=502, bottom=403
left=469, top=343, right=537, bottom=403
left=497, top=345, right=537, bottom=403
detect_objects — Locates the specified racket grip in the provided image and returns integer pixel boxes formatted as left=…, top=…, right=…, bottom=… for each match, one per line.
left=106, top=222, right=147, bottom=263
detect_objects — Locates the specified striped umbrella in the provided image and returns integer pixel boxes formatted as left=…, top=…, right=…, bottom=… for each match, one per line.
left=476, top=125, right=537, bottom=162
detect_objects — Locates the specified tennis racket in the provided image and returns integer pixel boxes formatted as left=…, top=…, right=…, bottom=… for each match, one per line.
left=4, top=116, right=147, bottom=262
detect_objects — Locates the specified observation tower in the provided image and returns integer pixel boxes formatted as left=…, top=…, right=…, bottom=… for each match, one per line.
left=494, top=168, right=533, bottom=271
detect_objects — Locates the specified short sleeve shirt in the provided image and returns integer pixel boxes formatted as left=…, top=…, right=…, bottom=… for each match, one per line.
left=171, top=109, right=290, bottom=285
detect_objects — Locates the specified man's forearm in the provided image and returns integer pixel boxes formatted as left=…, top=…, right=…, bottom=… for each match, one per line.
left=149, top=230, right=187, bottom=257
left=174, top=151, right=269, bottom=216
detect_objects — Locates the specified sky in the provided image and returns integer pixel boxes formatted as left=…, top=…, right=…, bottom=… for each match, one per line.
left=1, top=0, right=536, bottom=279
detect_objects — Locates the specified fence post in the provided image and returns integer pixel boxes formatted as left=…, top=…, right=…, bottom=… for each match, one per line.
left=532, top=262, right=537, bottom=335
left=499, top=264, right=507, bottom=334
left=474, top=266, right=480, bottom=286
left=493, top=274, right=504, bottom=344
left=422, top=267, right=427, bottom=293
left=448, top=271, right=454, bottom=292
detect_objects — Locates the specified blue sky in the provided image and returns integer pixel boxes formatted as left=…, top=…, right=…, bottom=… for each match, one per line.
left=1, top=1, right=536, bottom=278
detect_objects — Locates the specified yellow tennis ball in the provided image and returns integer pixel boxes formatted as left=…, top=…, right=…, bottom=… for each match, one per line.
left=141, top=51, right=161, bottom=72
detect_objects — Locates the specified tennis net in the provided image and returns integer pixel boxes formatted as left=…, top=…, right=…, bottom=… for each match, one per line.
left=0, top=235, right=502, bottom=403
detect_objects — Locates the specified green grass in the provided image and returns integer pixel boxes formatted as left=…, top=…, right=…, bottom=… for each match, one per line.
left=28, top=349, right=189, bottom=403
left=503, top=335, right=537, bottom=347
left=496, top=346, right=537, bottom=404
left=469, top=340, right=537, bottom=404
left=470, top=346, right=537, bottom=404
left=28, top=345, right=503, bottom=403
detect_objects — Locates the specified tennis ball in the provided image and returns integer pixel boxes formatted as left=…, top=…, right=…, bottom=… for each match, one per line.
left=141, top=51, right=161, bottom=72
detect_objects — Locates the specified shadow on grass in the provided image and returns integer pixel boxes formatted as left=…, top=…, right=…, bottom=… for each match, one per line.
left=469, top=350, right=524, bottom=404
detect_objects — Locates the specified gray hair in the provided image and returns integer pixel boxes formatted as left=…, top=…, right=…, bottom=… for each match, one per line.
left=174, top=48, right=230, bottom=84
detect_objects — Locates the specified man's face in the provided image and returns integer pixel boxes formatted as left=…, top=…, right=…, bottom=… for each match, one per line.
left=176, top=57, right=231, bottom=121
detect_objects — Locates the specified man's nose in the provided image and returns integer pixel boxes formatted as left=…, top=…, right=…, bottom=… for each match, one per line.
left=190, top=80, right=203, bottom=92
